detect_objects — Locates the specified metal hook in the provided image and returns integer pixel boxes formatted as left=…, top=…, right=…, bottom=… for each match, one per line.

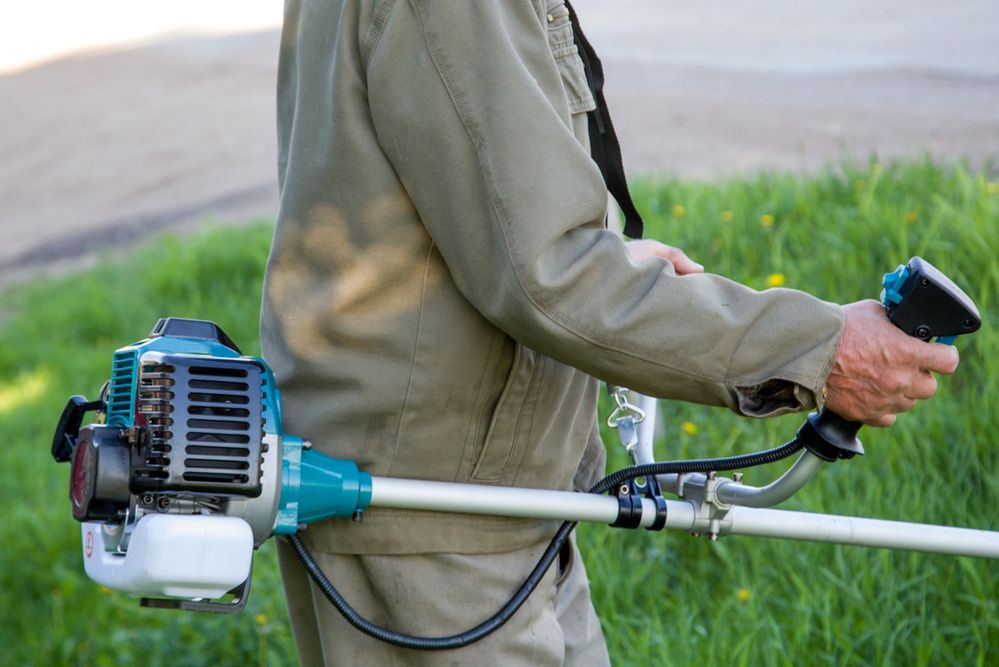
left=606, top=386, right=646, bottom=428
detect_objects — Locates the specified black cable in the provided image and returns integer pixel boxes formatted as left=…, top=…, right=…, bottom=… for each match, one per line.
left=287, top=521, right=575, bottom=650
left=287, top=436, right=804, bottom=651
left=587, top=436, right=804, bottom=495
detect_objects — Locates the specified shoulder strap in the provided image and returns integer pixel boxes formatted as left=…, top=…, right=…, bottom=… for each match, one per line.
left=565, top=1, right=644, bottom=239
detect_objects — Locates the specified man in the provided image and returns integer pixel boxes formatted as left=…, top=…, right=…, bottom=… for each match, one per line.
left=259, top=1, right=957, bottom=665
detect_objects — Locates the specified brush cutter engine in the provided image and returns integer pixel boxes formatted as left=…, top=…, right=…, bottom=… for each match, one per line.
left=52, top=318, right=371, bottom=611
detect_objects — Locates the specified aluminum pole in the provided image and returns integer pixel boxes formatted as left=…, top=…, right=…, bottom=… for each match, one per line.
left=370, top=477, right=697, bottom=529
left=726, top=506, right=999, bottom=559
left=369, top=476, right=999, bottom=559
left=711, top=452, right=824, bottom=507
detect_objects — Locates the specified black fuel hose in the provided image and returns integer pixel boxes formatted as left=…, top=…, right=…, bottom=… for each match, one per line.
left=286, top=436, right=804, bottom=650
left=286, top=520, right=575, bottom=650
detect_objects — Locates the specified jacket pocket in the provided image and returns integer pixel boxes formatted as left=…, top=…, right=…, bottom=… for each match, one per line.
left=545, top=0, right=596, bottom=115
left=470, top=342, right=541, bottom=483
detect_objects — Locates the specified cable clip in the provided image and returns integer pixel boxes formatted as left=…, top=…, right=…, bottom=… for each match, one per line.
left=609, top=471, right=668, bottom=531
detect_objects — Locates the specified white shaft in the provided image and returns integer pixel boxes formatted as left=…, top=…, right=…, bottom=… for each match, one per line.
left=634, top=393, right=658, bottom=463
left=370, top=477, right=696, bottom=528
left=727, top=506, right=999, bottom=559
left=369, top=476, right=999, bottom=559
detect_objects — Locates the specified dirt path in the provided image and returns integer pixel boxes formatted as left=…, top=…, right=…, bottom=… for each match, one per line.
left=2, top=0, right=997, bottom=290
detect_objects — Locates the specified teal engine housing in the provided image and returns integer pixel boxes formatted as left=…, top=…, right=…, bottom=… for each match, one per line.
left=53, top=318, right=372, bottom=544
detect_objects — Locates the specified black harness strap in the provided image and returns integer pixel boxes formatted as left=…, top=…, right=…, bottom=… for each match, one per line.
left=565, top=1, right=645, bottom=239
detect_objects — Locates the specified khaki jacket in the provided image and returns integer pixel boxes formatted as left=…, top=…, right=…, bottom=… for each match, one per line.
left=259, top=0, right=844, bottom=554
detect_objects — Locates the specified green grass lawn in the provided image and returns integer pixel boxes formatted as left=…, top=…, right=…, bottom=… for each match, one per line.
left=1, top=160, right=996, bottom=666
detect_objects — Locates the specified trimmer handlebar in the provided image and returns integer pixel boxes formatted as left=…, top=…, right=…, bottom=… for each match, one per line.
left=797, top=256, right=981, bottom=462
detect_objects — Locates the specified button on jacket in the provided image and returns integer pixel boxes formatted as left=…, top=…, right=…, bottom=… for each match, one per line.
left=259, top=0, right=844, bottom=556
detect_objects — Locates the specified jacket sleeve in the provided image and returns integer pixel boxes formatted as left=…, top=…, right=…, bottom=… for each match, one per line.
left=364, top=0, right=843, bottom=415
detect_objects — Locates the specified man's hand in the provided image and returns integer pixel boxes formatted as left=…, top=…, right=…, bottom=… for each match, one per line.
left=625, top=240, right=704, bottom=275
left=824, top=300, right=960, bottom=427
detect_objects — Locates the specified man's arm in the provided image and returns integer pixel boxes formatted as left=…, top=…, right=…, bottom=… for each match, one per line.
left=626, top=243, right=959, bottom=426
left=364, top=1, right=951, bottom=422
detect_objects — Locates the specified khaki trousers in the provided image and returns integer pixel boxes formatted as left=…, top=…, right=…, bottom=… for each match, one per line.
left=276, top=535, right=611, bottom=666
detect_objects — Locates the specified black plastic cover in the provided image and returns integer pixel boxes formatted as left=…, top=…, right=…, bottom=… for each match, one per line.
left=52, top=395, right=104, bottom=463
left=887, top=257, right=982, bottom=340
left=70, top=425, right=132, bottom=521
left=797, top=410, right=865, bottom=462
left=149, top=318, right=242, bottom=355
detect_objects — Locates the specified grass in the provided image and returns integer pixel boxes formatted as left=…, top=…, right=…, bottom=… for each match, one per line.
left=1, top=159, right=997, bottom=666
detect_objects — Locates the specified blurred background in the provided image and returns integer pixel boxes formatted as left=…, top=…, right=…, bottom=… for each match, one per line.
left=2, top=0, right=997, bottom=289
left=1, top=2, right=998, bottom=666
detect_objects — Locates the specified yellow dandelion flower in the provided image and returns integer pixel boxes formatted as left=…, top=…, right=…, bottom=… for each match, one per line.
left=766, top=273, right=786, bottom=288
left=672, top=204, right=686, bottom=218
left=987, top=182, right=999, bottom=195
left=99, top=586, right=112, bottom=594
left=682, top=421, right=698, bottom=436
left=737, top=588, right=751, bottom=603
left=871, top=162, right=883, bottom=174
left=721, top=210, right=734, bottom=222
left=904, top=211, right=918, bottom=224
left=760, top=214, right=774, bottom=227
left=255, top=613, right=268, bottom=626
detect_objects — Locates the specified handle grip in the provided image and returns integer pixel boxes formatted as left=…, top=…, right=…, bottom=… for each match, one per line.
left=798, top=256, right=980, bottom=462
left=797, top=407, right=865, bottom=462
left=51, top=395, right=103, bottom=463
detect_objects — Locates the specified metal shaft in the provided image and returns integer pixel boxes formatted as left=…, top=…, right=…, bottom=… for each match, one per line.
left=727, top=506, right=999, bottom=559
left=370, top=477, right=696, bottom=529
left=369, top=476, right=999, bottom=559
left=711, top=452, right=824, bottom=507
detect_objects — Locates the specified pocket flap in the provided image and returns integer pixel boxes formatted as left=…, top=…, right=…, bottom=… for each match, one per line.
left=545, top=1, right=596, bottom=115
